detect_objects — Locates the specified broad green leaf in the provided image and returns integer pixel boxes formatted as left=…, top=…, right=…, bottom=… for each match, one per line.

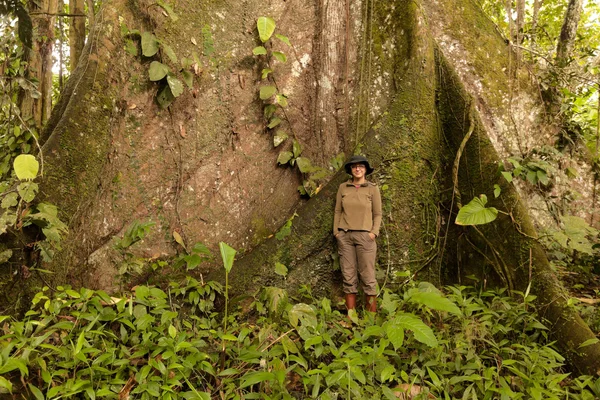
left=267, top=117, right=281, bottom=129
left=173, top=230, right=185, bottom=248
left=289, top=303, right=317, bottom=328
left=162, top=42, right=178, bottom=63
left=455, top=195, right=498, bottom=226
left=168, top=324, right=177, bottom=338
left=494, top=184, right=501, bottom=198
left=274, top=262, right=288, bottom=277
left=501, top=171, right=513, bottom=183
left=260, top=85, right=277, bottom=100
left=219, top=242, right=236, bottom=273
left=264, top=104, right=276, bottom=119
left=28, top=384, right=44, bottom=400
left=384, top=320, right=404, bottom=350
left=257, top=17, right=276, bottom=42
left=396, top=314, right=438, bottom=348
left=537, top=170, right=549, bottom=185
left=295, top=157, right=312, bottom=173
left=408, top=291, right=462, bottom=316
left=275, top=33, right=291, bottom=46
left=157, top=84, right=175, bottom=108
left=167, top=75, right=184, bottom=97
left=276, top=94, right=288, bottom=107
left=261, top=68, right=273, bottom=79
left=182, top=70, right=194, bottom=88
left=149, top=61, right=169, bottom=81
left=253, top=46, right=267, bottom=55
left=526, top=169, right=537, bottom=184
left=17, top=181, right=38, bottom=202
left=14, top=154, right=39, bottom=180
left=141, top=32, right=159, bottom=57
left=273, top=131, right=288, bottom=147
left=2, top=192, right=18, bottom=209
left=273, top=51, right=287, bottom=63
left=292, top=140, right=302, bottom=158
left=0, top=376, right=12, bottom=393
left=240, top=371, right=275, bottom=388
left=262, top=287, right=288, bottom=315
left=277, top=151, right=293, bottom=165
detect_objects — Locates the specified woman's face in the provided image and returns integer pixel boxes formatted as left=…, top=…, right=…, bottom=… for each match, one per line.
left=350, top=163, right=367, bottom=180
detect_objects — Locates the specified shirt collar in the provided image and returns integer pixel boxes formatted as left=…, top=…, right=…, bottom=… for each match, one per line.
left=346, top=181, right=369, bottom=187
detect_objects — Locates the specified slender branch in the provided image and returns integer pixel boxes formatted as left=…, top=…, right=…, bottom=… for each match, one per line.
left=30, top=12, right=86, bottom=17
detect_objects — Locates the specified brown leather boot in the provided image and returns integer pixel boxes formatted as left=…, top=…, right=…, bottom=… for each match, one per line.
left=345, top=293, right=357, bottom=312
left=365, top=295, right=377, bottom=313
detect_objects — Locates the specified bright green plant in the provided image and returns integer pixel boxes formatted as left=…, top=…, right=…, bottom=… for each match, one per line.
left=253, top=17, right=328, bottom=197
left=121, top=23, right=195, bottom=109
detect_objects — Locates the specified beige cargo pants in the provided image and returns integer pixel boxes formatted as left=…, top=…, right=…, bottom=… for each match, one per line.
left=336, top=230, right=377, bottom=295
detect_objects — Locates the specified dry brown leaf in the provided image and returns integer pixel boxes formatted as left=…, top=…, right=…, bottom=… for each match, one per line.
left=179, top=124, right=186, bottom=138
left=577, top=297, right=600, bottom=305
left=118, top=375, right=136, bottom=400
left=393, top=384, right=435, bottom=399
left=128, top=103, right=137, bottom=110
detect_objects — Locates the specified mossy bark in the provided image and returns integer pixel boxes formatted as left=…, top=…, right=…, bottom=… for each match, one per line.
left=218, top=0, right=600, bottom=376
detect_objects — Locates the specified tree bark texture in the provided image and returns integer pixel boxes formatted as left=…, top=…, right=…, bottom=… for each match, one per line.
left=555, top=0, right=583, bottom=67
left=69, top=0, right=85, bottom=71
left=33, top=0, right=600, bottom=375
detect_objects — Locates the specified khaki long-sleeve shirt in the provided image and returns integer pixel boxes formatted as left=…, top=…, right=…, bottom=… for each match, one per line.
left=333, top=181, right=382, bottom=237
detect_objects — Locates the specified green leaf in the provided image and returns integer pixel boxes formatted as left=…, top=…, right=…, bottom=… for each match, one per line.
left=537, top=170, right=549, bottom=185
left=289, top=303, right=317, bottom=328
left=526, top=169, right=537, bottom=184
left=578, top=338, right=599, bottom=348
left=162, top=43, right=178, bottom=63
left=276, top=94, right=288, bottom=107
left=17, top=181, right=38, bottom=202
left=157, top=85, right=175, bottom=109
left=167, top=75, right=184, bottom=97
left=493, top=184, right=501, bottom=198
left=292, top=140, right=302, bottom=158
left=295, top=157, right=312, bottom=173
left=455, top=195, right=498, bottom=226
left=275, top=33, right=291, bottom=46
left=257, top=17, right=276, bottom=42
left=277, top=151, right=293, bottom=165
left=260, top=86, right=277, bottom=100
left=267, top=117, right=281, bottom=129
left=219, top=242, right=236, bottom=274
left=182, top=70, right=194, bottom=88
left=274, top=262, right=288, bottom=277
left=240, top=371, right=275, bottom=388
left=261, top=68, right=273, bottom=79
left=141, top=31, right=159, bottom=57
left=262, top=287, right=288, bottom=315
left=0, top=249, right=12, bottom=263
left=28, top=384, right=44, bottom=400
left=74, top=331, right=86, bottom=355
left=264, top=104, right=276, bottom=119
left=384, top=320, right=404, bottom=350
left=149, top=61, right=169, bottom=81
left=396, top=314, right=438, bottom=347
left=168, top=324, right=177, bottom=338
left=0, top=376, right=12, bottom=393
left=253, top=46, right=267, bottom=55
left=501, top=171, right=513, bottom=183
left=273, top=51, right=287, bottom=63
left=2, top=193, right=18, bottom=209
left=14, top=154, right=39, bottom=180
left=408, top=291, right=462, bottom=316
left=273, top=131, right=288, bottom=147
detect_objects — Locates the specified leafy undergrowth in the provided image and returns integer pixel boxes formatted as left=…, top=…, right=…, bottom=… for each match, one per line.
left=1, top=280, right=599, bottom=399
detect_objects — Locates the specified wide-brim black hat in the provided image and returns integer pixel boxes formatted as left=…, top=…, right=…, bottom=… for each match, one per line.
left=344, top=155, right=374, bottom=175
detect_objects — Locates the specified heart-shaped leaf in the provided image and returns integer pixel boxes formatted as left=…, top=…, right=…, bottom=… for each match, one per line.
left=455, top=194, right=498, bottom=226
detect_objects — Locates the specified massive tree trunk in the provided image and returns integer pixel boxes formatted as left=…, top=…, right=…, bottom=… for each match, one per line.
left=29, top=0, right=600, bottom=374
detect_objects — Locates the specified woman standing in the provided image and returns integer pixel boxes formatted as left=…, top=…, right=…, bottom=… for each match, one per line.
left=333, top=155, right=382, bottom=313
